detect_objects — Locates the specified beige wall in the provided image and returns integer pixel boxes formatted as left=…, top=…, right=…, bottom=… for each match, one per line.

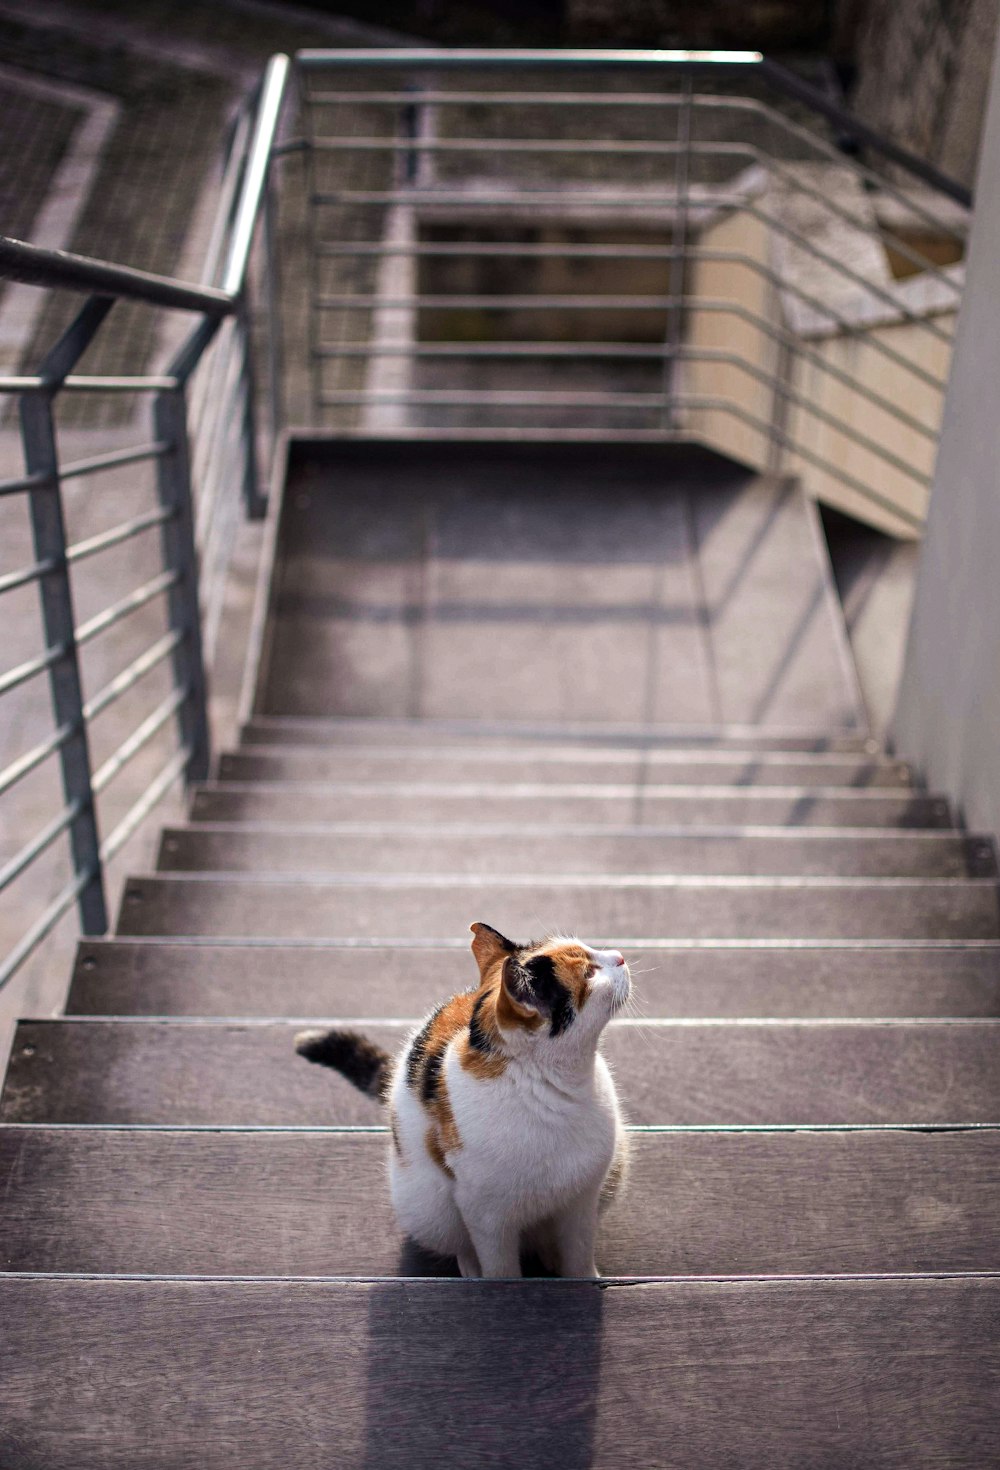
left=785, top=316, right=953, bottom=538
left=684, top=208, right=778, bottom=473
left=684, top=203, right=954, bottom=539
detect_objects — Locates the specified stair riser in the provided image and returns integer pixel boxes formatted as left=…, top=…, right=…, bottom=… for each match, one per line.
left=8, top=1021, right=1000, bottom=1127
left=3, top=1278, right=998, bottom=1469
left=116, top=877, right=1000, bottom=942
left=67, top=940, right=1000, bottom=1020
left=190, top=787, right=953, bottom=827
left=157, top=827, right=996, bottom=879
left=4, top=1129, right=999, bottom=1278
left=218, top=750, right=912, bottom=788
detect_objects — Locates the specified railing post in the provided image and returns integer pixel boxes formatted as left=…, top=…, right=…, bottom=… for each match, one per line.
left=664, top=75, right=693, bottom=430
left=20, top=391, right=107, bottom=933
left=263, top=175, right=284, bottom=451
left=153, top=385, right=212, bottom=782
left=236, top=297, right=266, bottom=519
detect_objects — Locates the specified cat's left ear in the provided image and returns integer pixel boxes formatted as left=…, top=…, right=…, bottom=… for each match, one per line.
left=498, top=955, right=544, bottom=1028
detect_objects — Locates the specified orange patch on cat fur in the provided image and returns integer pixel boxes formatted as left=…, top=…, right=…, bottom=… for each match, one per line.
left=426, top=1124, right=456, bottom=1179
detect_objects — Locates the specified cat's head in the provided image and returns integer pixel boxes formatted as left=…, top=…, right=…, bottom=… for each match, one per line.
left=469, top=921, right=630, bottom=1060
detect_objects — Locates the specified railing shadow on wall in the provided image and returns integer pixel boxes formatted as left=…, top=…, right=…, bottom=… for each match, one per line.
left=0, top=47, right=972, bottom=992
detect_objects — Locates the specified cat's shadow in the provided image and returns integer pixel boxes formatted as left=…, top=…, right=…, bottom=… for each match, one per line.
left=363, top=1240, right=604, bottom=1468
left=397, top=1237, right=558, bottom=1279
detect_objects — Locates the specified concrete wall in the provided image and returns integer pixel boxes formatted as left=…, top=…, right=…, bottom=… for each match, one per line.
left=846, top=0, right=999, bottom=192
left=894, top=29, right=1000, bottom=831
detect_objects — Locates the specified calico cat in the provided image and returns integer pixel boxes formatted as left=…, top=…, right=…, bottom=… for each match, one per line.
left=295, top=922, right=630, bottom=1279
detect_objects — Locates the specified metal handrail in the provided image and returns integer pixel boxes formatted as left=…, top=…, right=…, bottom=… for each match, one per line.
left=0, top=238, right=233, bottom=316
left=0, top=52, right=292, bottom=993
left=301, top=47, right=961, bottom=523
left=295, top=47, right=973, bottom=206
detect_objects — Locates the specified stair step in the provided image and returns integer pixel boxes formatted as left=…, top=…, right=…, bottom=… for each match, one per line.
left=7, top=1019, right=1000, bottom=1127
left=4, top=1125, right=1000, bottom=1278
left=114, top=874, right=1000, bottom=942
left=66, top=939, right=1000, bottom=1020
left=243, top=715, right=880, bottom=754
left=157, top=824, right=997, bottom=879
left=190, top=783, right=953, bottom=828
left=218, top=747, right=912, bottom=788
left=2, top=1275, right=998, bottom=1467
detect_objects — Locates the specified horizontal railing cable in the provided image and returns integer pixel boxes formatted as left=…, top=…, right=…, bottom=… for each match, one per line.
left=0, top=556, right=58, bottom=596
left=58, top=440, right=172, bottom=482
left=90, top=686, right=190, bottom=797
left=74, top=569, right=180, bottom=648
left=0, top=799, right=84, bottom=897
left=66, top=508, right=175, bottom=566
left=100, top=745, right=190, bottom=864
left=0, top=725, right=74, bottom=802
left=0, top=644, right=66, bottom=700
left=82, top=630, right=186, bottom=724
left=0, top=867, right=97, bottom=993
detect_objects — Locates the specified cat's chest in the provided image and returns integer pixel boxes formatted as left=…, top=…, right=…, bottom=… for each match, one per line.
left=448, top=1056, right=615, bottom=1172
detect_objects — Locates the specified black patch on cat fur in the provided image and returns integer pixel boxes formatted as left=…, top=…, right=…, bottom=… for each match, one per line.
left=407, top=1003, right=446, bottom=1097
left=468, top=992, right=496, bottom=1054
left=421, top=1043, right=446, bottom=1103
left=294, top=1028, right=391, bottom=1101
left=512, top=954, right=575, bottom=1038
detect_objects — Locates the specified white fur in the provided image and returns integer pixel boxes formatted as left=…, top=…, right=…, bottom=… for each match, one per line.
left=388, top=943, right=629, bottom=1279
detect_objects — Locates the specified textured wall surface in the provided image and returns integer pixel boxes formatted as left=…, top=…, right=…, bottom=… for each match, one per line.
left=846, top=0, right=1000, bottom=189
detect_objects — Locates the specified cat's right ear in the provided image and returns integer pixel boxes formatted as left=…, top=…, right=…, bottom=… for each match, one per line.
left=470, top=921, right=516, bottom=976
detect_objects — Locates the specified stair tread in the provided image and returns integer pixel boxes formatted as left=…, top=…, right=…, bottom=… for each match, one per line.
left=190, top=783, right=953, bottom=827
left=242, top=715, right=879, bottom=753
left=66, top=938, right=1000, bottom=1019
left=157, top=824, right=996, bottom=879
left=8, top=1019, right=1000, bottom=1127
left=114, top=873, right=1000, bottom=942
left=4, top=1125, right=1000, bottom=1278
left=218, top=747, right=912, bottom=788
left=2, top=1275, right=998, bottom=1468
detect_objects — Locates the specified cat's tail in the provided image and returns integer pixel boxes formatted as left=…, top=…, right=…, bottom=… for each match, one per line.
left=294, top=1027, right=392, bottom=1102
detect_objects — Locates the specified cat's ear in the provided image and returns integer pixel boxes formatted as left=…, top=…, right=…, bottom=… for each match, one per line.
left=470, top=921, right=516, bottom=976
left=498, top=955, right=543, bottom=1026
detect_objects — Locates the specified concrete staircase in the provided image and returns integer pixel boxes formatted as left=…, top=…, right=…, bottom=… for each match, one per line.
left=2, top=442, right=1000, bottom=1464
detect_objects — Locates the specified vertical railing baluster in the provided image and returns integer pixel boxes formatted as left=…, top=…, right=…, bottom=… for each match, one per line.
left=236, top=298, right=265, bottom=519
left=20, top=390, right=107, bottom=934
left=298, top=67, right=324, bottom=424
left=153, top=384, right=211, bottom=782
left=664, top=76, right=693, bottom=431
left=263, top=174, right=284, bottom=451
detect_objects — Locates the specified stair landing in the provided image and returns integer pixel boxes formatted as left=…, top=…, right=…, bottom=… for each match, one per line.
left=259, top=441, right=865, bottom=730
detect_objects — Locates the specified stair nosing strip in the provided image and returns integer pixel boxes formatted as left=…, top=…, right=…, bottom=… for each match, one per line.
left=26, top=1015, right=1000, bottom=1027
left=7, top=1120, right=1000, bottom=1135
left=73, top=936, right=1000, bottom=950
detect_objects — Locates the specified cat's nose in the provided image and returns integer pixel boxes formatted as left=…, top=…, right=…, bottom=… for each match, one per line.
left=608, top=950, right=625, bottom=968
